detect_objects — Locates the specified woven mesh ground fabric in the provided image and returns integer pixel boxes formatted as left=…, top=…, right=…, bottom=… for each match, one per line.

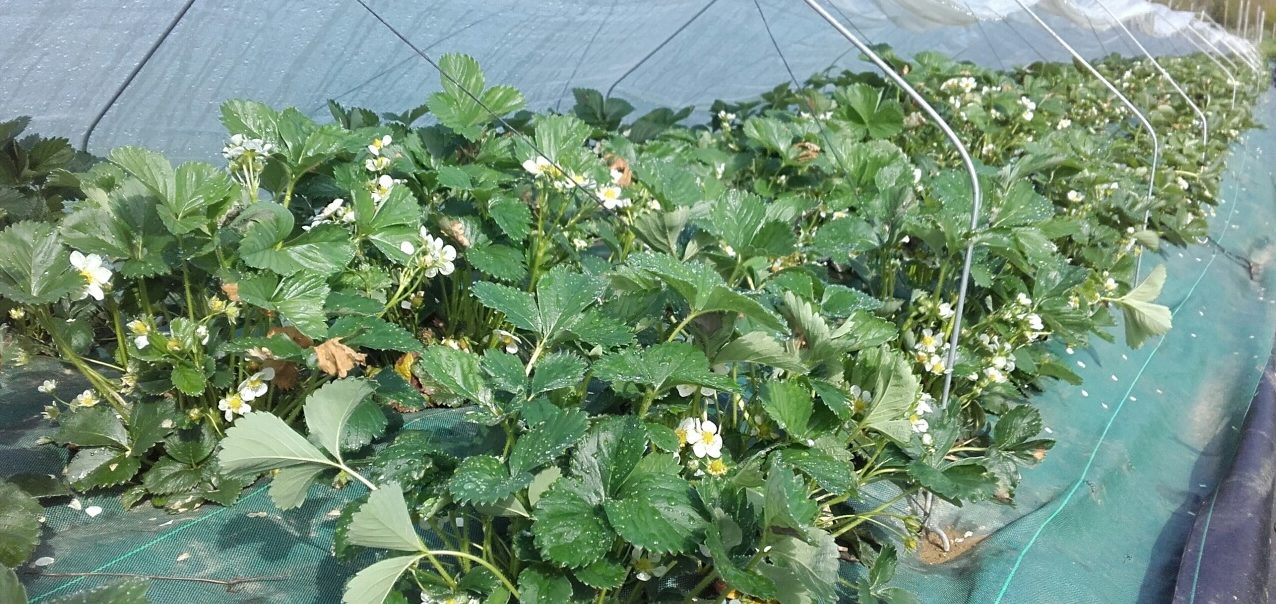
left=3, top=89, right=1275, bottom=604
left=889, top=88, right=1276, bottom=604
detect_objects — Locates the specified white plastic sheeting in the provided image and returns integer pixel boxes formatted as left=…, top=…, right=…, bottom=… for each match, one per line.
left=0, top=0, right=1257, bottom=161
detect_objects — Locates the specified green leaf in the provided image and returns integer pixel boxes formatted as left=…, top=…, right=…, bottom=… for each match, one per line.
left=861, top=348, right=920, bottom=443
left=1113, top=264, right=1172, bottom=348
left=705, top=512, right=777, bottom=600
left=304, top=379, right=376, bottom=461
left=838, top=83, right=904, bottom=140
left=221, top=99, right=279, bottom=140
left=472, top=282, right=539, bottom=334
left=236, top=272, right=330, bottom=338
left=489, top=195, right=531, bottom=242
left=240, top=204, right=354, bottom=276
left=603, top=454, right=704, bottom=554
left=782, top=447, right=855, bottom=495
left=907, top=461, right=998, bottom=505
left=170, top=363, right=207, bottom=396
left=528, top=353, right=586, bottom=397
left=570, top=417, right=649, bottom=503
left=44, top=579, right=151, bottom=604
left=164, top=425, right=216, bottom=465
left=449, top=455, right=532, bottom=505
left=348, top=482, right=425, bottom=552
left=517, top=568, right=572, bottom=604
left=416, top=346, right=492, bottom=407
left=715, top=331, right=806, bottom=373
left=594, top=342, right=738, bottom=395
left=532, top=479, right=614, bottom=568
left=755, top=528, right=840, bottom=604
left=571, top=88, right=634, bottom=130
left=129, top=400, right=178, bottom=456
left=426, top=53, right=525, bottom=141
left=626, top=252, right=785, bottom=330
left=760, top=380, right=814, bottom=440
left=809, top=216, right=878, bottom=259
left=342, top=554, right=423, bottom=604
left=743, top=116, right=795, bottom=155
left=764, top=458, right=818, bottom=530
left=109, top=146, right=174, bottom=203
left=66, top=448, right=141, bottom=490
left=57, top=406, right=129, bottom=449
left=330, top=316, right=425, bottom=353
left=341, top=400, right=390, bottom=452
left=698, top=191, right=796, bottom=259
left=573, top=558, right=628, bottom=589
left=0, top=481, right=41, bottom=566
left=509, top=406, right=589, bottom=476
left=467, top=243, right=527, bottom=283
left=141, top=457, right=202, bottom=495
left=0, top=221, right=83, bottom=304
left=0, top=566, right=26, bottom=604
left=481, top=351, right=527, bottom=397
left=564, top=310, right=635, bottom=349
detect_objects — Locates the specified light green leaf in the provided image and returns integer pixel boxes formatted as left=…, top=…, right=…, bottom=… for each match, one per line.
left=467, top=243, right=527, bottom=283
left=217, top=411, right=332, bottom=478
left=240, top=204, right=354, bottom=276
left=764, top=458, right=818, bottom=530
left=782, top=447, right=855, bottom=495
left=715, top=331, right=806, bottom=373
left=0, top=221, right=83, bottom=304
left=1113, top=264, right=1172, bottom=348
left=569, top=417, right=649, bottom=503
left=304, top=379, right=376, bottom=462
left=348, top=482, right=425, bottom=552
left=342, top=554, right=423, bottom=604
left=269, top=465, right=327, bottom=510
left=861, top=348, right=920, bottom=443
left=109, top=146, right=174, bottom=202
left=755, top=528, right=840, bottom=604
left=426, top=53, right=525, bottom=141
left=489, top=195, right=531, bottom=242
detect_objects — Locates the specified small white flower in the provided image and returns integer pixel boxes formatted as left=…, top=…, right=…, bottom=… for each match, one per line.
left=418, top=230, right=458, bottom=278
left=371, top=174, right=398, bottom=204
left=1104, top=277, right=1118, bottom=292
left=368, top=135, right=392, bottom=156
left=72, top=390, right=99, bottom=408
left=69, top=251, right=112, bottom=301
left=195, top=325, right=209, bottom=345
left=237, top=367, right=275, bottom=402
left=597, top=185, right=631, bottom=210
left=1066, top=190, right=1085, bottom=203
left=1025, top=313, right=1044, bottom=331
left=937, top=302, right=954, bottom=319
left=400, top=241, right=416, bottom=256
left=916, top=328, right=941, bottom=354
left=365, top=156, right=391, bottom=172
left=691, top=419, right=722, bottom=459
left=675, top=417, right=701, bottom=448
left=521, top=156, right=553, bottom=177
left=571, top=238, right=589, bottom=251
left=218, top=392, right=251, bottom=422
left=1016, top=292, right=1033, bottom=307
left=8, top=308, right=25, bottom=320
left=984, top=366, right=1008, bottom=383
left=849, top=385, right=873, bottom=414
left=37, top=379, right=57, bottom=394
left=631, top=549, right=670, bottom=581
left=491, top=329, right=519, bottom=354
left=924, top=354, right=946, bottom=375
left=1056, top=118, right=1072, bottom=130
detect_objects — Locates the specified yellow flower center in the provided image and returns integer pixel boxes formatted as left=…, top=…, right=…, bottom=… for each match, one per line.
left=226, top=394, right=244, bottom=412
left=675, top=427, right=689, bottom=447
left=706, top=459, right=728, bottom=476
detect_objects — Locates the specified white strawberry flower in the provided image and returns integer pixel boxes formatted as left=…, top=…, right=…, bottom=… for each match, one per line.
left=675, top=417, right=702, bottom=448
left=371, top=174, right=398, bottom=204
left=691, top=419, right=723, bottom=459
left=597, top=185, right=631, bottom=210
left=630, top=549, right=670, bottom=581
left=127, top=319, right=151, bottom=349
left=937, top=302, right=954, bottom=319
left=69, top=251, right=112, bottom=301
left=218, top=392, right=251, bottom=422
left=521, top=156, right=553, bottom=177
left=368, top=135, right=392, bottom=156
left=237, top=367, right=275, bottom=402
left=37, top=379, right=57, bottom=394
left=418, top=229, right=457, bottom=278
left=72, top=390, right=100, bottom=408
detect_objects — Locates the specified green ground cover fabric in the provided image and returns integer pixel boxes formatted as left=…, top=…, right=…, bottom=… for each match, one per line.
left=5, top=90, right=1276, bottom=604
left=892, top=88, right=1276, bottom=603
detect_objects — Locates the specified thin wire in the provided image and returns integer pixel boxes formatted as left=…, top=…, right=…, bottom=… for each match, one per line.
left=800, top=0, right=983, bottom=412
left=554, top=0, right=617, bottom=113
left=604, top=0, right=721, bottom=99
left=353, top=0, right=614, bottom=215
left=81, top=0, right=196, bottom=152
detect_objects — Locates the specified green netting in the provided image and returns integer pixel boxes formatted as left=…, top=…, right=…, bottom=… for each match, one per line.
left=4, top=89, right=1275, bottom=604
left=891, top=89, right=1276, bottom=603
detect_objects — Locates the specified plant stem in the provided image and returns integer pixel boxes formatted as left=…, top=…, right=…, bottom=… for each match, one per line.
left=427, top=550, right=520, bottom=599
